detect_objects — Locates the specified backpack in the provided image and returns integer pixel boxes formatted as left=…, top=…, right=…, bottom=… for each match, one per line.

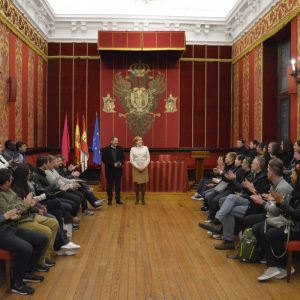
left=237, top=228, right=258, bottom=263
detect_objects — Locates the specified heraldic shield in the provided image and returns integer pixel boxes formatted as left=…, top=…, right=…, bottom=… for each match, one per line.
left=113, top=62, right=166, bottom=136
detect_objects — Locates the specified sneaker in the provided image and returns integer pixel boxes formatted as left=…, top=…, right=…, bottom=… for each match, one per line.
left=44, top=258, right=56, bottom=267
left=61, top=241, right=81, bottom=250
left=212, top=234, right=223, bottom=240
left=259, top=258, right=267, bottom=264
left=94, top=199, right=104, bottom=206
left=83, top=209, right=94, bottom=216
left=192, top=195, right=204, bottom=201
left=200, top=206, right=208, bottom=211
left=23, top=272, right=44, bottom=283
left=116, top=201, right=124, bottom=205
left=257, top=267, right=280, bottom=281
left=207, top=231, right=213, bottom=236
left=199, top=222, right=222, bottom=232
left=34, top=264, right=50, bottom=272
left=275, top=266, right=295, bottom=279
left=72, top=223, right=80, bottom=230
left=11, top=282, right=35, bottom=295
left=56, top=249, right=76, bottom=256
left=214, top=241, right=234, bottom=250
left=203, top=219, right=212, bottom=224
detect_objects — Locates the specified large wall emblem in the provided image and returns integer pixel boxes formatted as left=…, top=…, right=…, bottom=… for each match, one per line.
left=113, top=62, right=166, bottom=136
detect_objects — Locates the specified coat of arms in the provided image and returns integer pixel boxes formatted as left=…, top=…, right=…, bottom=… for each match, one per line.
left=113, top=62, right=165, bottom=136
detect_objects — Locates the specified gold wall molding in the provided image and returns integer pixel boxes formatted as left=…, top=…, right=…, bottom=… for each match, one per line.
left=232, top=0, right=300, bottom=64
left=180, top=57, right=231, bottom=63
left=48, top=55, right=100, bottom=60
left=0, top=0, right=47, bottom=60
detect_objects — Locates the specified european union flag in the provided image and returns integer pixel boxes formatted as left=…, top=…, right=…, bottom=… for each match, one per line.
left=91, top=113, right=101, bottom=165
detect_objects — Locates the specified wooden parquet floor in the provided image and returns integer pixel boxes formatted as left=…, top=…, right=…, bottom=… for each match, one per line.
left=1, top=192, right=300, bottom=300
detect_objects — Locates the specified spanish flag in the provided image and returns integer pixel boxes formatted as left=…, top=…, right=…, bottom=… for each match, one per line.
left=74, top=114, right=81, bottom=165
left=80, top=114, right=89, bottom=171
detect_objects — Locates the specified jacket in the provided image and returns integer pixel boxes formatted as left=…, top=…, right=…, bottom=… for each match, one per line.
left=101, top=145, right=125, bottom=179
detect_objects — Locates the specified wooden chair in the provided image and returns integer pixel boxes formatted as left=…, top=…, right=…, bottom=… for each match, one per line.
left=286, top=241, right=300, bottom=282
left=0, top=249, right=14, bottom=291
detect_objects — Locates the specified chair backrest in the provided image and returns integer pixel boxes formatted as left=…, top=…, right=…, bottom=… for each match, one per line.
left=158, top=154, right=171, bottom=161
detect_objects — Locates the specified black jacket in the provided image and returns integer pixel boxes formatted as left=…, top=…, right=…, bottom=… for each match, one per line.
left=32, top=168, right=60, bottom=195
left=101, top=145, right=125, bottom=179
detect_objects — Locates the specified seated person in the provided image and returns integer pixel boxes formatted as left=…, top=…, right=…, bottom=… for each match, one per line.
left=235, top=139, right=248, bottom=155
left=203, top=156, right=270, bottom=250
left=255, top=163, right=300, bottom=281
left=268, top=142, right=281, bottom=160
left=55, top=155, right=103, bottom=209
left=0, top=209, right=48, bottom=295
left=0, top=168, right=59, bottom=270
left=201, top=152, right=237, bottom=211
left=191, top=155, right=225, bottom=200
left=247, top=140, right=258, bottom=158
left=14, top=141, right=27, bottom=165
left=0, top=142, right=10, bottom=169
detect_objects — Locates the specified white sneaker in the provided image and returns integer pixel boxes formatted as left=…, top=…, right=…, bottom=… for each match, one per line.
left=207, top=231, right=213, bottom=236
left=94, top=199, right=104, bottom=206
left=56, top=249, right=77, bottom=256
left=275, top=266, right=295, bottom=279
left=61, top=242, right=81, bottom=250
left=203, top=220, right=212, bottom=224
left=258, top=267, right=280, bottom=281
left=212, top=234, right=223, bottom=240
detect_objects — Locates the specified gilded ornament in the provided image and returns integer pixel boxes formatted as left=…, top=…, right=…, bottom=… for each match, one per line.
left=102, top=93, right=116, bottom=113
left=113, top=62, right=165, bottom=136
left=164, top=94, right=178, bottom=113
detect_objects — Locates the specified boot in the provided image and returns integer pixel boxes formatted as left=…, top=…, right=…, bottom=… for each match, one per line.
left=141, top=193, right=145, bottom=205
left=135, top=192, right=139, bottom=205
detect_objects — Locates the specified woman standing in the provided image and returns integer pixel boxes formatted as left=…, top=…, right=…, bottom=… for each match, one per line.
left=130, top=136, right=150, bottom=205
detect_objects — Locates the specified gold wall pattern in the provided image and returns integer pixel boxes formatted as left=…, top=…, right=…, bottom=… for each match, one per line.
left=15, top=37, right=23, bottom=141
left=0, top=0, right=47, bottom=60
left=242, top=55, right=250, bottom=142
left=37, top=56, right=43, bottom=147
left=232, top=0, right=300, bottom=63
left=0, top=22, right=9, bottom=141
left=253, top=44, right=263, bottom=142
left=232, top=63, right=239, bottom=145
left=27, top=48, right=34, bottom=148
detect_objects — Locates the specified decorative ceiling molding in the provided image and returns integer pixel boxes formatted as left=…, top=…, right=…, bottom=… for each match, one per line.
left=12, top=0, right=279, bottom=45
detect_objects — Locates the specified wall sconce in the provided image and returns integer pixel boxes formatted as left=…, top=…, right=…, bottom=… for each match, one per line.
left=290, top=58, right=300, bottom=83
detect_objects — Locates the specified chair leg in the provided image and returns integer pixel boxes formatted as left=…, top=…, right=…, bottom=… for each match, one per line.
left=4, top=259, right=11, bottom=291
left=287, top=250, right=293, bottom=283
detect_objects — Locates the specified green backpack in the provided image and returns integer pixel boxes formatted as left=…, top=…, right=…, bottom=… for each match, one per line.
left=237, top=228, right=258, bottom=263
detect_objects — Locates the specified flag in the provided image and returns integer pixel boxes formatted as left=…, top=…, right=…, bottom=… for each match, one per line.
left=91, top=112, right=101, bottom=165
left=80, top=114, right=89, bottom=172
left=74, top=113, right=81, bottom=165
left=61, top=114, right=70, bottom=163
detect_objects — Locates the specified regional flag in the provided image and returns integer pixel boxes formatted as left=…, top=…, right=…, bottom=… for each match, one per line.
left=61, top=114, right=70, bottom=163
left=80, top=114, right=89, bottom=172
left=91, top=112, right=101, bottom=165
left=74, top=113, right=81, bottom=165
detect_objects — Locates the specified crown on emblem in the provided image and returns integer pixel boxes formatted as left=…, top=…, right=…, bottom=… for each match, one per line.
left=128, top=62, right=151, bottom=77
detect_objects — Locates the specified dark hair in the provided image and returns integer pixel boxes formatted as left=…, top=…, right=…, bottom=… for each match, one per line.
left=11, top=164, right=30, bottom=198
left=237, top=154, right=245, bottom=162
left=238, top=139, right=245, bottom=144
left=291, top=163, right=300, bottom=199
left=268, top=142, right=281, bottom=157
left=268, top=158, right=284, bottom=177
left=243, top=156, right=253, bottom=169
left=0, top=168, right=12, bottom=185
left=295, top=140, right=300, bottom=149
left=110, top=136, right=118, bottom=141
left=4, top=140, right=13, bottom=148
left=227, top=152, right=237, bottom=161
left=250, top=140, right=258, bottom=146
left=36, top=156, right=49, bottom=168
left=255, top=155, right=267, bottom=171
left=16, top=141, right=26, bottom=151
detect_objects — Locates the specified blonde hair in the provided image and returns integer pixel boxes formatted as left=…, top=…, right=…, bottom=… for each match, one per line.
left=133, top=136, right=142, bottom=145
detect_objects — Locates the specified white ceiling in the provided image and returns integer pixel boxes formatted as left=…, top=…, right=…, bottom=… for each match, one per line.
left=13, top=0, right=280, bottom=45
left=45, top=0, right=239, bottom=18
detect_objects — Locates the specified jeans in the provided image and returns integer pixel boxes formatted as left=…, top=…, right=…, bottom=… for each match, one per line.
left=0, top=226, right=48, bottom=284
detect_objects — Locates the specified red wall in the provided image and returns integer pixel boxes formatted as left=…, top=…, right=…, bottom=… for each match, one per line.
left=47, top=43, right=232, bottom=150
left=0, top=22, right=47, bottom=147
left=180, top=45, right=232, bottom=148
